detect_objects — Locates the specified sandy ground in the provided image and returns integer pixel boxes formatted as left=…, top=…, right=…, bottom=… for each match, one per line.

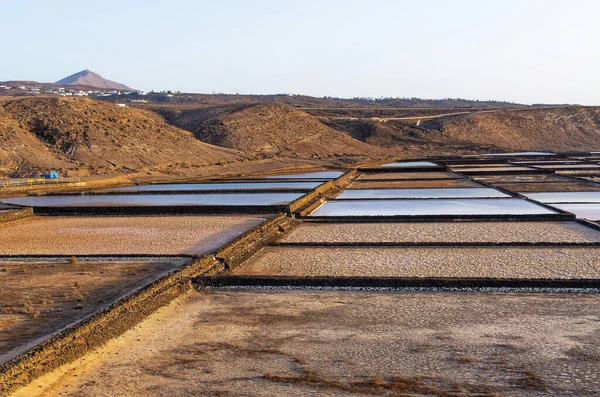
left=280, top=221, right=600, bottom=244
left=356, top=171, right=461, bottom=180
left=13, top=290, right=600, bottom=396
left=233, top=247, right=600, bottom=278
left=347, top=179, right=483, bottom=189
left=0, top=258, right=187, bottom=363
left=0, top=215, right=267, bottom=255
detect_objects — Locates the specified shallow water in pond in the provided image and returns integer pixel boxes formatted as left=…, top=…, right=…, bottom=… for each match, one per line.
left=310, top=198, right=558, bottom=217
left=379, top=161, right=438, bottom=168
left=1, top=193, right=304, bottom=207
left=523, top=191, right=600, bottom=203
left=264, top=171, right=344, bottom=179
left=550, top=204, right=600, bottom=220
left=103, top=181, right=323, bottom=192
left=337, top=188, right=508, bottom=199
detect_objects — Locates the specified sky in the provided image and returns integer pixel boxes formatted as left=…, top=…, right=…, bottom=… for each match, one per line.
left=1, top=0, right=599, bottom=105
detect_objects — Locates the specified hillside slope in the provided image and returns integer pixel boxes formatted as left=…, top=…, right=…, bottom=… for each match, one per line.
left=425, top=107, right=600, bottom=152
left=154, top=103, right=389, bottom=161
left=0, top=97, right=245, bottom=177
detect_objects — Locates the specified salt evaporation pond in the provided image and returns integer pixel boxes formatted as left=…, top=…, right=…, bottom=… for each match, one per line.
left=264, top=171, right=344, bottom=179
left=1, top=193, right=304, bottom=207
left=379, top=161, right=439, bottom=168
left=337, top=188, right=509, bottom=200
left=550, top=204, right=600, bottom=220
left=524, top=191, right=600, bottom=203
left=310, top=198, right=559, bottom=217
left=103, top=181, right=323, bottom=192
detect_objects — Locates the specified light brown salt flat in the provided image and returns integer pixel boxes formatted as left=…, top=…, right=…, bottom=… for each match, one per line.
left=280, top=221, right=600, bottom=244
left=498, top=182, right=600, bottom=192
left=0, top=258, right=186, bottom=362
left=15, top=290, right=600, bottom=396
left=233, top=246, right=600, bottom=278
left=0, top=215, right=267, bottom=255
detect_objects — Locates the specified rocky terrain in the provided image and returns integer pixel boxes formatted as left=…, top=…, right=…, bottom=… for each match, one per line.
left=424, top=107, right=600, bottom=152
left=152, top=103, right=390, bottom=161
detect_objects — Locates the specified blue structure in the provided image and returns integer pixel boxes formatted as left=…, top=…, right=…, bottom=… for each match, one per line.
left=41, top=171, right=59, bottom=179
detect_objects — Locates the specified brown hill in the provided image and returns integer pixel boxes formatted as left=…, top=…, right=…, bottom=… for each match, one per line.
left=424, top=107, right=600, bottom=152
left=0, top=97, right=245, bottom=177
left=55, top=70, right=132, bottom=91
left=153, top=103, right=389, bottom=161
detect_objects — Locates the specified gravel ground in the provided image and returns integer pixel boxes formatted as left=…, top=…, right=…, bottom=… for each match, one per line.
left=16, top=290, right=600, bottom=396
left=280, top=221, right=600, bottom=244
left=0, top=258, right=187, bottom=363
left=348, top=179, right=482, bottom=189
left=233, top=247, right=600, bottom=278
left=356, top=172, right=462, bottom=180
left=0, top=215, right=267, bottom=255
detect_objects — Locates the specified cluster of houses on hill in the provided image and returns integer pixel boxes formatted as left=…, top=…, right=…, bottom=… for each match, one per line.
left=0, top=84, right=148, bottom=98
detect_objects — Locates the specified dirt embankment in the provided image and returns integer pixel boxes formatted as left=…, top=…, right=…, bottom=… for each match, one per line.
left=151, top=103, right=391, bottom=162
left=424, top=107, right=600, bottom=152
left=0, top=97, right=245, bottom=178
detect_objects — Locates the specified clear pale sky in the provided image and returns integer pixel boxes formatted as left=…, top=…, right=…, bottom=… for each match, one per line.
left=1, top=0, right=599, bottom=105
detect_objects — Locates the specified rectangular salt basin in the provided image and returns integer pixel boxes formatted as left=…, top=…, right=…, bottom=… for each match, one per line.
left=499, top=182, right=600, bottom=193
left=281, top=221, right=600, bottom=244
left=233, top=246, right=600, bottom=278
left=103, top=181, right=323, bottom=192
left=347, top=179, right=483, bottom=189
left=550, top=204, right=600, bottom=220
left=265, top=171, right=344, bottom=179
left=336, top=188, right=509, bottom=199
left=310, top=198, right=558, bottom=217
left=356, top=171, right=462, bottom=180
left=0, top=215, right=267, bottom=255
left=523, top=192, right=600, bottom=203
left=1, top=193, right=304, bottom=207
left=533, top=164, right=600, bottom=169
left=483, top=152, right=555, bottom=156
left=450, top=163, right=511, bottom=168
left=455, top=166, right=537, bottom=172
left=379, top=161, right=438, bottom=168
left=473, top=174, right=575, bottom=183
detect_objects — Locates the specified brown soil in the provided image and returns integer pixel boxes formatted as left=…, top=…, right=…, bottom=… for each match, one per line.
left=0, top=259, right=186, bottom=362
left=15, top=290, right=600, bottom=396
